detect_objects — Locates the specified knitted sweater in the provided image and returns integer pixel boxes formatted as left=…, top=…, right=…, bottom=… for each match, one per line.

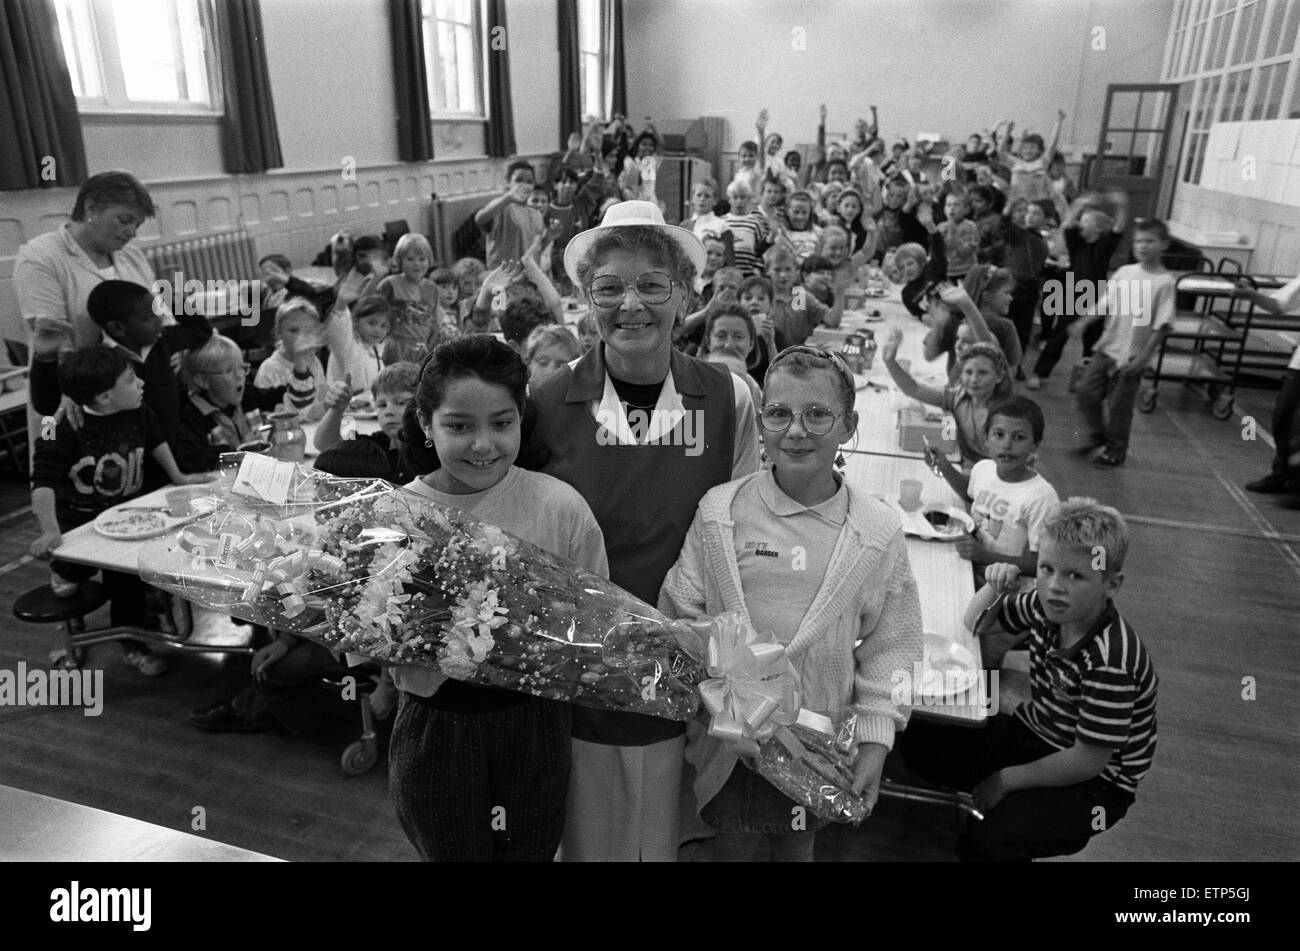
left=658, top=471, right=924, bottom=811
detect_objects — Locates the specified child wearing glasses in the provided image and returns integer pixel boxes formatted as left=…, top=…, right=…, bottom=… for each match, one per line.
left=174, top=334, right=258, bottom=474
left=659, top=345, right=924, bottom=862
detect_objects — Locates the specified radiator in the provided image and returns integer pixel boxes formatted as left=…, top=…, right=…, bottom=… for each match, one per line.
left=144, top=230, right=259, bottom=286
left=428, top=193, right=493, bottom=264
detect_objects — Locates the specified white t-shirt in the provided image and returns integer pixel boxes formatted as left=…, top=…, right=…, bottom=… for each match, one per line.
left=967, top=460, right=1060, bottom=562
left=1267, top=274, right=1300, bottom=369
left=1095, top=264, right=1176, bottom=363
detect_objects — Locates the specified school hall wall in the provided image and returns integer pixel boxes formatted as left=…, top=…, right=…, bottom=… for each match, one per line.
left=0, top=0, right=560, bottom=346
left=623, top=0, right=1175, bottom=164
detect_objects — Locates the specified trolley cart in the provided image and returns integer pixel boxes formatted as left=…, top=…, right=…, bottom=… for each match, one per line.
left=1139, top=272, right=1256, bottom=420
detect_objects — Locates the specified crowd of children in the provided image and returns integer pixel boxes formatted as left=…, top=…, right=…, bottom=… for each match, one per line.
left=23, top=104, right=1178, bottom=864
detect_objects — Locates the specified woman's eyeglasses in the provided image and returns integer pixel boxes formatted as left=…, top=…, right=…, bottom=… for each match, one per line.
left=759, top=403, right=843, bottom=435
left=586, top=271, right=677, bottom=308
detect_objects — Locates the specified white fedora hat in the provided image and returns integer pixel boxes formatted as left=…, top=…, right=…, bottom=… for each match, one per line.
left=563, top=200, right=706, bottom=289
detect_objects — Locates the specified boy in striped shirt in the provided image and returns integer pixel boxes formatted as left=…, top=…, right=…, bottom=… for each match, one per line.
left=899, top=497, right=1157, bottom=861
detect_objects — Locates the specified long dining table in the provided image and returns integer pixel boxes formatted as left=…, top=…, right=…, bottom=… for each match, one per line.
left=809, top=289, right=956, bottom=462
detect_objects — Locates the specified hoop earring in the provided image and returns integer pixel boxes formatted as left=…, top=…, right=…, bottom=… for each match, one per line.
left=424, top=438, right=434, bottom=448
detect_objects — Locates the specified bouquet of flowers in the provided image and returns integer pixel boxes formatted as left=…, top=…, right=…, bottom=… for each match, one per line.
left=690, top=614, right=873, bottom=826
left=138, top=453, right=702, bottom=720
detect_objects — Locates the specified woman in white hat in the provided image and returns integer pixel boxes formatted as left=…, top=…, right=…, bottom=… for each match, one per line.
left=527, top=200, right=761, bottom=861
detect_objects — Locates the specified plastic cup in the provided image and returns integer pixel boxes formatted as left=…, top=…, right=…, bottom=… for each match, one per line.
left=899, top=479, right=924, bottom=512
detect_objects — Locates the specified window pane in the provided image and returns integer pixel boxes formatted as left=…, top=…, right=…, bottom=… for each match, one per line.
left=1222, top=68, right=1250, bottom=120
left=455, top=0, right=472, bottom=23
left=1186, top=21, right=1205, bottom=72
left=114, top=0, right=182, bottom=101
left=1206, top=13, right=1230, bottom=69
left=1291, top=64, right=1300, bottom=117
left=455, top=23, right=475, bottom=112
left=579, top=0, right=600, bottom=51
left=55, top=0, right=101, bottom=98
left=583, top=52, right=601, bottom=119
left=1278, top=0, right=1300, bottom=55
left=1231, top=1, right=1259, bottom=63
left=438, top=20, right=458, bottom=111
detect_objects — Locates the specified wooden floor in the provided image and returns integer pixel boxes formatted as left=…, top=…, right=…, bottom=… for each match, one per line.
left=2, top=340, right=1298, bottom=862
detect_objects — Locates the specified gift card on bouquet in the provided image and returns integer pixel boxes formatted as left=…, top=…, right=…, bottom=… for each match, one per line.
left=232, top=453, right=294, bottom=505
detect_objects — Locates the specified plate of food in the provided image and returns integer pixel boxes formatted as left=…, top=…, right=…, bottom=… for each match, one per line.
left=93, top=495, right=219, bottom=540
left=918, top=504, right=975, bottom=541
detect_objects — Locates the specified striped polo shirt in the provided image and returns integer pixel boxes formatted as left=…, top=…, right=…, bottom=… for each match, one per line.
left=993, top=592, right=1158, bottom=794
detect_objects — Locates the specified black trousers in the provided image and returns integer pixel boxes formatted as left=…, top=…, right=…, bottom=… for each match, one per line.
left=1034, top=316, right=1103, bottom=378
left=1008, top=279, right=1041, bottom=356
left=898, top=714, right=1135, bottom=862
left=1267, top=368, right=1300, bottom=480
left=388, top=690, right=571, bottom=862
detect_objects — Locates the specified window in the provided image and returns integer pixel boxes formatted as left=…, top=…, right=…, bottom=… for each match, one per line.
left=578, top=0, right=604, bottom=120
left=1164, top=0, right=1300, bottom=182
left=421, top=0, right=484, bottom=118
left=1250, top=62, right=1286, bottom=118
left=55, top=0, right=218, bottom=113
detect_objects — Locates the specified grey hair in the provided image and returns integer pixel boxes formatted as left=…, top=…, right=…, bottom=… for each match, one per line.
left=574, top=227, right=697, bottom=288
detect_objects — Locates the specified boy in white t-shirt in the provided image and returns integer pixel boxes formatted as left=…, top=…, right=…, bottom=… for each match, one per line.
left=1072, top=218, right=1175, bottom=467
left=933, top=395, right=1059, bottom=580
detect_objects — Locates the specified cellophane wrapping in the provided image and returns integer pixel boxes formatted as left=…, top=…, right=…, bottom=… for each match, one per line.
left=138, top=454, right=702, bottom=719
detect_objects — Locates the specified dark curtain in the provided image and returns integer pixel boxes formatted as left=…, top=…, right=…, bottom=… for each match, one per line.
left=484, top=0, right=515, bottom=157
left=0, top=0, right=88, bottom=191
left=602, top=0, right=626, bottom=119
left=391, top=0, right=434, bottom=161
left=214, top=0, right=284, bottom=174
left=557, top=0, right=581, bottom=147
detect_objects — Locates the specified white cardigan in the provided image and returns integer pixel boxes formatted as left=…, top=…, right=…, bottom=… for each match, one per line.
left=658, top=471, right=924, bottom=811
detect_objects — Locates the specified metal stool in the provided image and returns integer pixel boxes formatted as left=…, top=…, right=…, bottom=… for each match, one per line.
left=13, top=582, right=109, bottom=668
left=12, top=583, right=252, bottom=669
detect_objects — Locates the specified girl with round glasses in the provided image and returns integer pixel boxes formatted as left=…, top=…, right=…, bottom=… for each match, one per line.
left=660, top=344, right=924, bottom=861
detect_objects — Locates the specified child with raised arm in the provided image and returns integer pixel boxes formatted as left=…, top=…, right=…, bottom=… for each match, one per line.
left=900, top=498, right=1157, bottom=862
left=325, top=295, right=390, bottom=396
left=766, top=246, right=842, bottom=346
left=253, top=297, right=329, bottom=422
left=313, top=360, right=420, bottom=484
left=659, top=345, right=922, bottom=861
left=883, top=329, right=1009, bottom=469
left=723, top=181, right=770, bottom=276
left=1030, top=190, right=1129, bottom=389
left=999, top=111, right=1065, bottom=205
left=475, top=161, right=545, bottom=268
left=925, top=395, right=1060, bottom=586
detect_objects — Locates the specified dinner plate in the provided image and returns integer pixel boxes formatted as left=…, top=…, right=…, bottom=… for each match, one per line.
left=93, top=496, right=219, bottom=540
left=917, top=503, right=975, bottom=541
left=921, top=630, right=980, bottom=697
